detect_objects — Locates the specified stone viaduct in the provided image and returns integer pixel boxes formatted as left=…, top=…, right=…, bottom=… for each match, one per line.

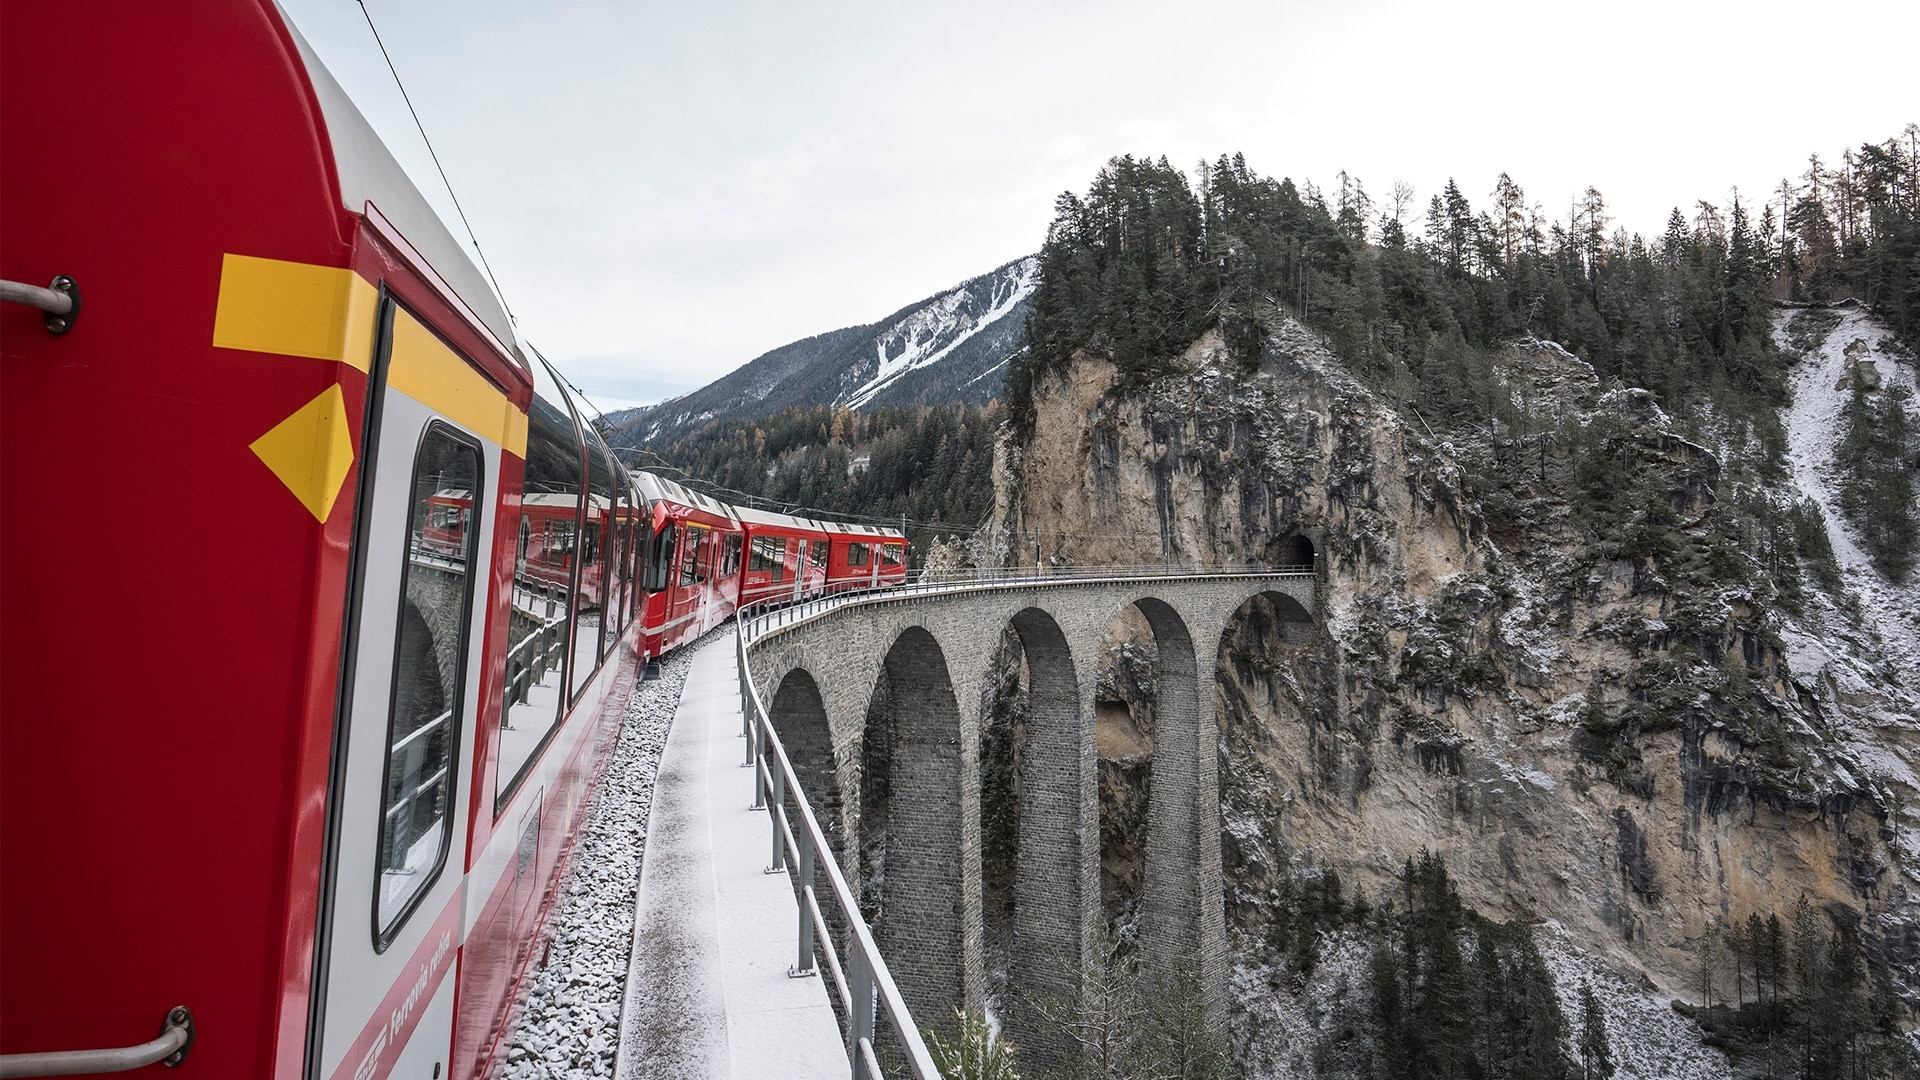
left=743, top=569, right=1316, bottom=1067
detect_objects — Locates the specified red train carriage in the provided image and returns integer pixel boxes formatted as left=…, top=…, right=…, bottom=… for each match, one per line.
left=736, top=506, right=834, bottom=605
left=824, top=524, right=910, bottom=592
left=2, top=6, right=643, bottom=1079
left=635, top=472, right=742, bottom=659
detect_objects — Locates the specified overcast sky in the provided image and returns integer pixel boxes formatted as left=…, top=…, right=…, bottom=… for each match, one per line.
left=284, top=0, right=1918, bottom=412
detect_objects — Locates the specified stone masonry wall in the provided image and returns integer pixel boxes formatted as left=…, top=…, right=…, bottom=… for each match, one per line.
left=747, top=574, right=1314, bottom=1065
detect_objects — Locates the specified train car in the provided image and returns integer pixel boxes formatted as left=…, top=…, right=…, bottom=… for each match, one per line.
left=824, top=523, right=910, bottom=593
left=1, top=6, right=645, bottom=1080
left=635, top=472, right=743, bottom=659
left=736, top=506, right=835, bottom=605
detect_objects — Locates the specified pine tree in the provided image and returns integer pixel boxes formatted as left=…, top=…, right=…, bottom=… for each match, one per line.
left=1578, top=981, right=1616, bottom=1079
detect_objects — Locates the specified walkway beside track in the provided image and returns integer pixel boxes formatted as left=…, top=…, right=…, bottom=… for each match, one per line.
left=615, top=636, right=849, bottom=1080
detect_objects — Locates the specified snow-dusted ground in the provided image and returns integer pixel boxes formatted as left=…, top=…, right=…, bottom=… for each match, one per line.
left=1535, top=923, right=1732, bottom=1080
left=1776, top=306, right=1920, bottom=676
left=498, top=639, right=702, bottom=1079
left=1229, top=926, right=1733, bottom=1080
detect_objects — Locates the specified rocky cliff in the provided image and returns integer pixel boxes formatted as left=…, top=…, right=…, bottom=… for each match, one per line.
left=986, top=308, right=1920, bottom=1075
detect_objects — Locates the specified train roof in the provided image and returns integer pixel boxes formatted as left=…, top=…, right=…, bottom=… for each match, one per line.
left=284, top=13, right=522, bottom=368
left=733, top=504, right=903, bottom=541
left=635, top=470, right=737, bottom=522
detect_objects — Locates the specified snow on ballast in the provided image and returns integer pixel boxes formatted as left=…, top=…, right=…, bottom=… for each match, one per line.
left=498, top=637, right=706, bottom=1079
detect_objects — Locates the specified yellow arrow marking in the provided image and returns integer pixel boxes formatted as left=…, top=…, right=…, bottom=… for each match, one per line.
left=250, top=384, right=356, bottom=523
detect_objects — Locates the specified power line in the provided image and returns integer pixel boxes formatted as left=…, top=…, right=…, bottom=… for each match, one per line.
left=606, top=444, right=984, bottom=534
left=356, top=0, right=516, bottom=324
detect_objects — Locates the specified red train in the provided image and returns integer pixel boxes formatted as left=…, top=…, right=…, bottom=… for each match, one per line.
left=0, top=6, right=903, bottom=1080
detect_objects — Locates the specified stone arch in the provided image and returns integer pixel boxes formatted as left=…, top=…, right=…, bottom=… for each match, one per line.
left=978, top=606, right=1089, bottom=1067
left=1092, top=595, right=1226, bottom=1030
left=861, top=625, right=975, bottom=1022
left=1130, top=599, right=1224, bottom=1019
left=768, top=667, right=845, bottom=861
left=1214, top=590, right=1320, bottom=943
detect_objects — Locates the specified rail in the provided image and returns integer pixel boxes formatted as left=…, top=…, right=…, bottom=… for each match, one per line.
left=0, top=1006, right=193, bottom=1077
left=727, top=561, right=1312, bottom=1078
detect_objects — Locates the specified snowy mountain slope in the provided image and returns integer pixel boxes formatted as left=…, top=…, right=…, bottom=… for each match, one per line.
left=612, top=256, right=1035, bottom=445
left=1777, top=304, right=1920, bottom=675
left=845, top=256, right=1037, bottom=408
left=1773, top=304, right=1920, bottom=863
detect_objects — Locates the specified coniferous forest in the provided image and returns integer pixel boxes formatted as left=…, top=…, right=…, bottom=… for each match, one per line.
left=624, top=403, right=1000, bottom=545
left=1011, top=130, right=1920, bottom=583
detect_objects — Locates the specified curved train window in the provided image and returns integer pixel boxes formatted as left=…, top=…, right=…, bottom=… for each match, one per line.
left=377, top=423, right=481, bottom=938
left=495, top=355, right=583, bottom=814
left=610, top=483, right=630, bottom=629
left=576, top=434, right=616, bottom=691
left=647, top=523, right=677, bottom=593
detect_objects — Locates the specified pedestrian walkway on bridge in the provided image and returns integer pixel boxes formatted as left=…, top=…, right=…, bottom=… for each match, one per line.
left=616, top=636, right=848, bottom=1079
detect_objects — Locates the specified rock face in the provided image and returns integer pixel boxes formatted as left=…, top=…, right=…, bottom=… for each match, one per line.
left=989, top=312, right=1920, bottom=1068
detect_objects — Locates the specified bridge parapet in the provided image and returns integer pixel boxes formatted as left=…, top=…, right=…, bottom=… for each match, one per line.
left=735, top=564, right=1316, bottom=1073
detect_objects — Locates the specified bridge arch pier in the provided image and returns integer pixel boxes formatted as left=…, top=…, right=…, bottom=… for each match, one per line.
left=1121, top=597, right=1228, bottom=1029
left=745, top=571, right=1315, bottom=1063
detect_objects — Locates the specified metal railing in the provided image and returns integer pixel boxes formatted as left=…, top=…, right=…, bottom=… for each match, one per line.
left=735, top=624, right=941, bottom=1079
left=381, top=707, right=453, bottom=872
left=740, top=561, right=1313, bottom=646
left=726, top=561, right=1311, bottom=1078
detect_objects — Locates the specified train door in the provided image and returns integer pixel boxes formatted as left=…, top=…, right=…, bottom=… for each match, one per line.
left=310, top=301, right=500, bottom=1080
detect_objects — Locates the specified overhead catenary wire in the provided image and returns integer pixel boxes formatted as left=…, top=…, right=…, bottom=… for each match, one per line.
left=356, top=0, right=515, bottom=324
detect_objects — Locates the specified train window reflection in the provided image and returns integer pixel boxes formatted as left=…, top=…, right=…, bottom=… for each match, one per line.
left=680, top=528, right=701, bottom=588
left=495, top=359, right=583, bottom=814
left=576, top=439, right=616, bottom=692
left=646, top=524, right=676, bottom=594
left=377, top=423, right=481, bottom=941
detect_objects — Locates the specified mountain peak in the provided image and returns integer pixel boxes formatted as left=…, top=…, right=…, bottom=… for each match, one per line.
left=614, top=256, right=1035, bottom=445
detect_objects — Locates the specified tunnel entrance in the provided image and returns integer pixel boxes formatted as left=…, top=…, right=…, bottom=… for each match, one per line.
left=1265, top=533, right=1316, bottom=569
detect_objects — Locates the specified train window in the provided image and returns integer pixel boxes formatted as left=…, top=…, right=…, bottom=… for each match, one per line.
left=588, top=441, right=619, bottom=660
left=378, top=424, right=481, bottom=939
left=810, top=540, right=829, bottom=573
left=883, top=543, right=905, bottom=565
left=848, top=541, right=869, bottom=567
left=648, top=524, right=677, bottom=593
left=724, top=534, right=742, bottom=577
left=495, top=356, right=583, bottom=814
left=680, top=528, right=701, bottom=587
left=750, top=535, right=784, bottom=580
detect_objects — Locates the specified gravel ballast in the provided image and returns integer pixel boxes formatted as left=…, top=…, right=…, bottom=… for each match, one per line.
left=499, top=636, right=707, bottom=1079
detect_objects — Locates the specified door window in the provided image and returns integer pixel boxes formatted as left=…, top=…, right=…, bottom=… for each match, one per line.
left=377, top=424, right=481, bottom=943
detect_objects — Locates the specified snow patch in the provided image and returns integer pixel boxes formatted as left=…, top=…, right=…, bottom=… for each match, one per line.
left=843, top=256, right=1038, bottom=409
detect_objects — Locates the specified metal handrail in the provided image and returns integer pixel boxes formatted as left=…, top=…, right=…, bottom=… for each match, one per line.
left=0, top=1006, right=193, bottom=1077
left=740, top=562, right=1312, bottom=647
left=736, top=627, right=942, bottom=1080
left=0, top=276, right=78, bottom=335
